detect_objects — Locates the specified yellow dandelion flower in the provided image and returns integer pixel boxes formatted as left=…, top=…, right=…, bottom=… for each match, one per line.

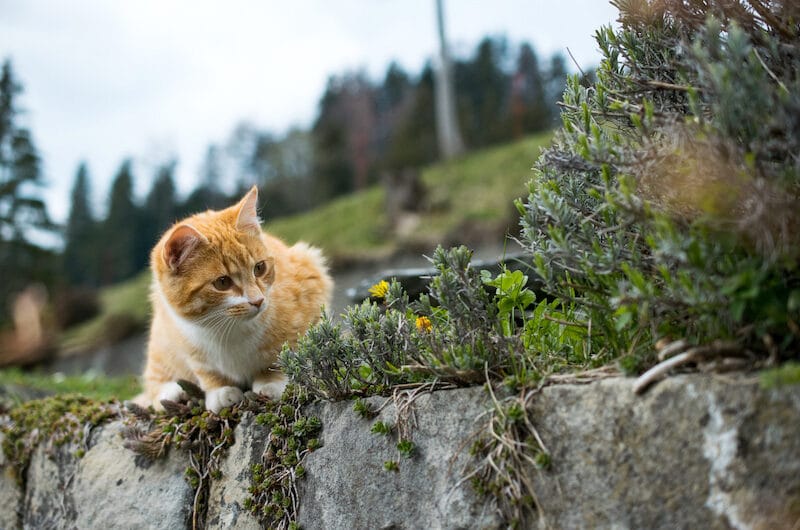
left=415, top=315, right=432, bottom=332
left=369, top=280, right=390, bottom=300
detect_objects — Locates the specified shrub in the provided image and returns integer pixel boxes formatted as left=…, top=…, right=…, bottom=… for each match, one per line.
left=281, top=246, right=508, bottom=398
left=518, top=0, right=800, bottom=370
left=281, top=246, right=591, bottom=398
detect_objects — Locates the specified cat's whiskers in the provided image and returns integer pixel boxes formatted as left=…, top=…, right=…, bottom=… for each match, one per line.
left=196, top=306, right=251, bottom=350
left=220, top=315, right=239, bottom=349
left=195, top=311, right=232, bottom=344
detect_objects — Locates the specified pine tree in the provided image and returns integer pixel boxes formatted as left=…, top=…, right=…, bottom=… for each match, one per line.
left=457, top=37, right=511, bottom=148
left=385, top=64, right=439, bottom=170
left=373, top=63, right=413, bottom=171
left=63, top=162, right=97, bottom=286
left=182, top=145, right=229, bottom=217
left=311, top=78, right=346, bottom=202
left=543, top=53, right=568, bottom=124
left=0, top=59, right=56, bottom=323
left=510, top=43, right=550, bottom=136
left=100, top=160, right=139, bottom=284
left=140, top=161, right=177, bottom=256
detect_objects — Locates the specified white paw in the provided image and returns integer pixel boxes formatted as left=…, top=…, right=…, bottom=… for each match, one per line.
left=156, top=382, right=188, bottom=408
left=206, top=386, right=244, bottom=413
left=252, top=377, right=287, bottom=401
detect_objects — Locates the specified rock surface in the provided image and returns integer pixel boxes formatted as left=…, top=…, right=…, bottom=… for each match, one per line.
left=297, top=387, right=501, bottom=530
left=527, top=375, right=800, bottom=529
left=1, top=374, right=799, bottom=529
left=0, top=433, right=22, bottom=530
left=206, top=413, right=265, bottom=530
left=20, top=422, right=194, bottom=530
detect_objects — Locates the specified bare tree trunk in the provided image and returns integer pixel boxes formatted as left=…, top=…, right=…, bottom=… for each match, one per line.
left=434, top=0, right=465, bottom=159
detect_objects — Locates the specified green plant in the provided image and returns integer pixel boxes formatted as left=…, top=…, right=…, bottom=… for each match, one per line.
left=517, top=1, right=800, bottom=372
left=247, top=385, right=321, bottom=530
left=396, top=439, right=415, bottom=459
left=481, top=268, right=536, bottom=337
left=370, top=420, right=393, bottom=435
left=352, top=397, right=376, bottom=418
left=282, top=244, right=601, bottom=398
left=281, top=246, right=521, bottom=398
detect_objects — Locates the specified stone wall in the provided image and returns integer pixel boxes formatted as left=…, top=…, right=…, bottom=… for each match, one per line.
left=2, top=374, right=799, bottom=529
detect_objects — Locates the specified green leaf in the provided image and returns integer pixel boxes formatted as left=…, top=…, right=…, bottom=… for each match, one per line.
left=614, top=309, right=633, bottom=331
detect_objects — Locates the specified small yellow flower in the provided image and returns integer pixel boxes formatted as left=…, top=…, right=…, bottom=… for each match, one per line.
left=369, top=280, right=390, bottom=300
left=415, top=315, right=432, bottom=332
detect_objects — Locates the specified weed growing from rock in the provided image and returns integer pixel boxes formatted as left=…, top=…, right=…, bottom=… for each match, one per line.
left=246, top=384, right=321, bottom=530
left=121, top=382, right=320, bottom=530
left=352, top=397, right=376, bottom=418
left=122, top=380, right=240, bottom=530
left=463, top=382, right=552, bottom=528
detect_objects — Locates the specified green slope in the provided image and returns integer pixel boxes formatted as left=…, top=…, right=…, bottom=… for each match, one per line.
left=267, top=132, right=552, bottom=262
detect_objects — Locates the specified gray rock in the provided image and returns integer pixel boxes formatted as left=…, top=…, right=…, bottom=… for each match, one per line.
left=0, top=433, right=22, bottom=530
left=22, top=440, right=78, bottom=529
left=22, top=422, right=194, bottom=530
left=297, top=387, right=502, bottom=530
left=296, top=375, right=800, bottom=530
left=3, top=374, right=800, bottom=529
left=206, top=412, right=266, bottom=530
left=526, top=375, right=800, bottom=529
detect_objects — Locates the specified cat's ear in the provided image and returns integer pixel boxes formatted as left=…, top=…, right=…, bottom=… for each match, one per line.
left=163, top=224, right=204, bottom=272
left=235, top=186, right=261, bottom=234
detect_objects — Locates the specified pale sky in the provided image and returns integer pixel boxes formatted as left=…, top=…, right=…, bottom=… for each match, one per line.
left=0, top=1, right=619, bottom=224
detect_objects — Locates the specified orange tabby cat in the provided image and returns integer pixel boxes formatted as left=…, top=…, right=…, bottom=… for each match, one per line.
left=134, top=186, right=332, bottom=413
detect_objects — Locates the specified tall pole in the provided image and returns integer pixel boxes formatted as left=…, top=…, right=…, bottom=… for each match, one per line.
left=434, top=0, right=465, bottom=159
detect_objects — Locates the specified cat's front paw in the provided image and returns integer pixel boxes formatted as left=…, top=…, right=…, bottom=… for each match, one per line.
left=155, top=381, right=189, bottom=410
left=252, top=376, right=287, bottom=401
left=206, top=386, right=244, bottom=413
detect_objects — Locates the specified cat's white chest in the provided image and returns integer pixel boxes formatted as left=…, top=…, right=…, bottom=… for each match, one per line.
left=158, top=290, right=266, bottom=384
left=189, top=320, right=265, bottom=382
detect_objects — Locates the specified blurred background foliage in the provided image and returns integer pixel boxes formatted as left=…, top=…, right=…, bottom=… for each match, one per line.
left=0, top=32, right=574, bottom=365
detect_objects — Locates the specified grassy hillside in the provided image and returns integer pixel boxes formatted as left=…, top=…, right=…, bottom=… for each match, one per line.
left=57, top=132, right=552, bottom=353
left=268, top=132, right=552, bottom=262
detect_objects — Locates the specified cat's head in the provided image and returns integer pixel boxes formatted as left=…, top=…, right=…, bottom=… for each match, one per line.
left=153, top=186, right=275, bottom=322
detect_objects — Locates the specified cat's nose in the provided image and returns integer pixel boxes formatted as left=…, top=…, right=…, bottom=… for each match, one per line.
left=249, top=297, right=265, bottom=309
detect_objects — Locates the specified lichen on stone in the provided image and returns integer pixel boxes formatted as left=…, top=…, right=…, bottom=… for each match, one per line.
left=0, top=393, right=119, bottom=484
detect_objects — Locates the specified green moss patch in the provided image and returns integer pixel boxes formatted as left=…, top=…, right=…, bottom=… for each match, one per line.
left=247, top=385, right=321, bottom=529
left=1, top=393, right=119, bottom=483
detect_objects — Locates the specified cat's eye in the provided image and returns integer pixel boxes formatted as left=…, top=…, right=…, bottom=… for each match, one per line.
left=254, top=260, right=267, bottom=277
left=212, top=276, right=233, bottom=290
